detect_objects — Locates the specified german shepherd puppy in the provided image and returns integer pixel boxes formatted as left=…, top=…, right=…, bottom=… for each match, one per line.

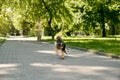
left=55, top=36, right=66, bottom=59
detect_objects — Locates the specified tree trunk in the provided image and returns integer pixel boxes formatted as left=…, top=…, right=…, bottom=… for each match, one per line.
left=111, top=24, right=116, bottom=35
left=42, top=0, right=54, bottom=39
left=48, top=17, right=54, bottom=39
left=100, top=4, right=106, bottom=37
left=101, top=23, right=106, bottom=37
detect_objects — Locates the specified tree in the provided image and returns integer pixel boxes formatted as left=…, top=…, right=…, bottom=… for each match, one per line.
left=71, top=0, right=120, bottom=37
left=0, top=0, right=119, bottom=37
left=41, top=0, right=72, bottom=39
left=9, top=0, right=72, bottom=39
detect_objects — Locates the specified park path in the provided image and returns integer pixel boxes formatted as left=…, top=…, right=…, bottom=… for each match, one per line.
left=0, top=36, right=120, bottom=80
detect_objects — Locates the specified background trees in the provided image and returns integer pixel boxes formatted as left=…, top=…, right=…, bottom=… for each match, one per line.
left=0, top=0, right=120, bottom=38
left=71, top=0, right=120, bottom=37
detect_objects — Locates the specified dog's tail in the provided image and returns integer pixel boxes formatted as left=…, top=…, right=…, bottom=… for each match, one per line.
left=64, top=49, right=67, bottom=54
left=65, top=46, right=70, bottom=54
left=62, top=45, right=70, bottom=54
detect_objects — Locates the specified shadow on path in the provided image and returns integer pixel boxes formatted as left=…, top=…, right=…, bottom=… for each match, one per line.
left=0, top=36, right=120, bottom=80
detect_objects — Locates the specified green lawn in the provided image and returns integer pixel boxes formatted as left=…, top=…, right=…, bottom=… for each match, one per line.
left=65, top=39, right=120, bottom=55
left=1, top=36, right=119, bottom=56
left=43, top=37, right=120, bottom=55
left=0, top=37, right=6, bottom=45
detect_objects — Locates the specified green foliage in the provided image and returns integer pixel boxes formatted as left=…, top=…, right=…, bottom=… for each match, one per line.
left=71, top=0, right=120, bottom=36
left=0, top=0, right=120, bottom=38
left=0, top=16, right=11, bottom=36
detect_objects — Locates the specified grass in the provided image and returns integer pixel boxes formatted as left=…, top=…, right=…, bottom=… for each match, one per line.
left=0, top=37, right=6, bottom=46
left=1, top=36, right=119, bottom=56
left=65, top=39, right=120, bottom=55
left=43, top=36, right=120, bottom=56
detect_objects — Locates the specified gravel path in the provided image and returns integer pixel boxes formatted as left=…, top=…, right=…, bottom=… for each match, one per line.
left=0, top=36, right=120, bottom=80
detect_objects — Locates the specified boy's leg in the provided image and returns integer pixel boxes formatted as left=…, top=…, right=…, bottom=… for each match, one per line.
left=39, top=31, right=42, bottom=41
left=39, top=35, right=41, bottom=41
left=37, top=36, right=39, bottom=41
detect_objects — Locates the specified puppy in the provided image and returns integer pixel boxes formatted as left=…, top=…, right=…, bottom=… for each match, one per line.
left=55, top=36, right=66, bottom=59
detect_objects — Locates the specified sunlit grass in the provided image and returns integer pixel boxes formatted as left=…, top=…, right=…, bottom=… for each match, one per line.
left=65, top=39, right=120, bottom=55
left=0, top=37, right=6, bottom=45
left=43, top=36, right=120, bottom=55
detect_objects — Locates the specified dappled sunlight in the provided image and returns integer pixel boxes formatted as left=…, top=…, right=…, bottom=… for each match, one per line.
left=53, top=68, right=72, bottom=72
left=0, top=64, right=20, bottom=75
left=30, top=63, right=115, bottom=75
left=0, top=64, right=19, bottom=68
left=36, top=50, right=55, bottom=54
left=68, top=52, right=92, bottom=58
left=1, top=36, right=120, bottom=80
left=31, top=63, right=58, bottom=67
left=7, top=36, right=36, bottom=41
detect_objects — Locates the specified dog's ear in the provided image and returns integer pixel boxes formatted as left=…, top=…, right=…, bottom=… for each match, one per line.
left=56, top=36, right=62, bottom=40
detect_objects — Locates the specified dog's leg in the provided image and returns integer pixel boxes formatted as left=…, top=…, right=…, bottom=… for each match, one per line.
left=55, top=48, right=58, bottom=56
left=61, top=51, right=64, bottom=59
